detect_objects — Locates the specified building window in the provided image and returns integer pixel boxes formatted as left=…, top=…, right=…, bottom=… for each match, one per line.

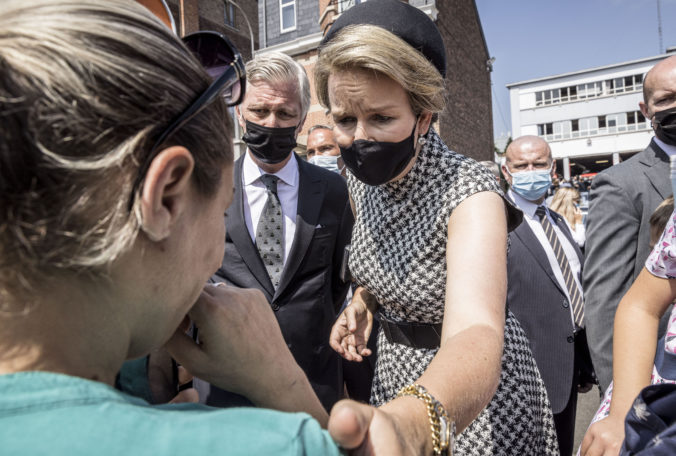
left=224, top=2, right=235, bottom=28
left=627, top=110, right=648, bottom=131
left=280, top=0, right=296, bottom=32
left=533, top=73, right=644, bottom=108
left=580, top=117, right=599, bottom=136
left=537, top=123, right=553, bottom=139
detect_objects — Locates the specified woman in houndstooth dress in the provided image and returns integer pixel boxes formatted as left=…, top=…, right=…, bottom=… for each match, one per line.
left=316, top=1, right=559, bottom=453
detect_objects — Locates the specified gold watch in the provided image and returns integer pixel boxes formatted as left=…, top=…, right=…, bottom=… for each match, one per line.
left=397, top=383, right=456, bottom=455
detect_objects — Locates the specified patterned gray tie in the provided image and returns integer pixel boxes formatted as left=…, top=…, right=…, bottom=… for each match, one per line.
left=256, top=174, right=284, bottom=289
left=535, top=205, right=584, bottom=328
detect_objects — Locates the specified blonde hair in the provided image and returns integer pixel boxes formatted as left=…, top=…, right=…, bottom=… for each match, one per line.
left=650, top=196, right=675, bottom=247
left=315, top=24, right=445, bottom=116
left=0, top=0, right=233, bottom=294
left=549, top=187, right=581, bottom=228
left=246, top=52, right=311, bottom=121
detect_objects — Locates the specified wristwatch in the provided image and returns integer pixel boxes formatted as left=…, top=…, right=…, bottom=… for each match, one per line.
left=397, top=383, right=456, bottom=455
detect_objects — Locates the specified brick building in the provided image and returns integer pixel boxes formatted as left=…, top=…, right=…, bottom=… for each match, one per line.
left=164, top=0, right=259, bottom=61
left=258, top=0, right=495, bottom=161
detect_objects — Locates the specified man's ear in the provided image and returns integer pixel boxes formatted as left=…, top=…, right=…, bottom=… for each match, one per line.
left=417, top=111, right=433, bottom=136
left=296, top=115, right=307, bottom=136
left=138, top=146, right=194, bottom=242
left=639, top=101, right=651, bottom=121
left=235, top=105, right=246, bottom=130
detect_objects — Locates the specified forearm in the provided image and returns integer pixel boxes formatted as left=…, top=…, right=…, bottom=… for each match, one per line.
left=418, top=324, right=502, bottom=430
left=608, top=288, right=661, bottom=419
left=248, top=363, right=329, bottom=427
left=377, top=324, right=502, bottom=454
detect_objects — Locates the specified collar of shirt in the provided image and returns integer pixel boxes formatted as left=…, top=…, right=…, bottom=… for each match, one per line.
left=242, top=151, right=299, bottom=188
left=508, top=189, right=542, bottom=220
left=654, top=136, right=676, bottom=157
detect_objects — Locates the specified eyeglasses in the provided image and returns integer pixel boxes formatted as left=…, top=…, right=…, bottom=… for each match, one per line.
left=128, top=31, right=246, bottom=210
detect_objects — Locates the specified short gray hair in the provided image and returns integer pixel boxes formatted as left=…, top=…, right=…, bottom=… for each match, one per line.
left=0, top=0, right=233, bottom=294
left=246, top=52, right=311, bottom=121
left=308, top=124, right=333, bottom=134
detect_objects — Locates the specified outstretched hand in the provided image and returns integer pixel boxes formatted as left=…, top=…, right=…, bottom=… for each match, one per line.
left=328, top=400, right=414, bottom=456
left=330, top=290, right=374, bottom=362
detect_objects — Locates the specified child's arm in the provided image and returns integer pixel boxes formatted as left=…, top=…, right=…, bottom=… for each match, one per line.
left=581, top=268, right=676, bottom=455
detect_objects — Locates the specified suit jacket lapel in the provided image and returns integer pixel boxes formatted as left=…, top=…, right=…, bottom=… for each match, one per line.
left=274, top=158, right=325, bottom=300
left=228, top=156, right=275, bottom=296
left=513, top=222, right=567, bottom=296
left=641, top=140, right=671, bottom=199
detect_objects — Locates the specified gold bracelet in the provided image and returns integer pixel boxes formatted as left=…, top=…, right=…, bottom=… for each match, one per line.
left=396, top=383, right=455, bottom=456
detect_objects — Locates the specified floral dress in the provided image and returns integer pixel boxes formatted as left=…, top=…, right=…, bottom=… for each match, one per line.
left=348, top=128, right=559, bottom=455
left=589, top=209, right=676, bottom=425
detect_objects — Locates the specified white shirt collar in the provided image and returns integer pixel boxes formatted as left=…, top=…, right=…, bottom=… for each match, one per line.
left=508, top=189, right=544, bottom=220
left=242, top=151, right=299, bottom=187
left=653, top=136, right=676, bottom=157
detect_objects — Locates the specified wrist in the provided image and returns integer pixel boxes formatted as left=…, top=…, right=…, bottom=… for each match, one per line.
left=396, top=384, right=455, bottom=455
left=355, top=287, right=379, bottom=313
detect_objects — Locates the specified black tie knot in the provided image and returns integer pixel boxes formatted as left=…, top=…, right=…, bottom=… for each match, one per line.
left=535, top=205, right=547, bottom=220
left=260, top=174, right=279, bottom=194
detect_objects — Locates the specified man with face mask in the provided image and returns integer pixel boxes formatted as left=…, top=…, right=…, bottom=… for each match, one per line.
left=306, top=125, right=346, bottom=177
left=502, top=136, right=595, bottom=456
left=193, top=52, right=353, bottom=412
left=584, top=55, right=676, bottom=394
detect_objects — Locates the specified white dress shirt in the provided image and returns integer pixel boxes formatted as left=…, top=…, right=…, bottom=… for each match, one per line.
left=509, top=189, right=584, bottom=326
left=654, top=136, right=676, bottom=157
left=242, top=152, right=298, bottom=265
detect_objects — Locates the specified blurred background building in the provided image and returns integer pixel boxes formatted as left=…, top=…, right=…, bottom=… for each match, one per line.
left=508, top=49, right=676, bottom=180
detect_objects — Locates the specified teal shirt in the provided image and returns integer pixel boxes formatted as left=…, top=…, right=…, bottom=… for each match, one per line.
left=0, top=372, right=343, bottom=455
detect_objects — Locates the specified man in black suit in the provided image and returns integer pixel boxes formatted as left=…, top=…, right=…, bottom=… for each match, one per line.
left=502, top=136, right=594, bottom=456
left=194, top=52, right=353, bottom=412
left=584, top=55, right=676, bottom=393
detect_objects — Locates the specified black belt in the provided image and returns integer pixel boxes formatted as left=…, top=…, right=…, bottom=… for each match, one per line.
left=379, top=318, right=443, bottom=350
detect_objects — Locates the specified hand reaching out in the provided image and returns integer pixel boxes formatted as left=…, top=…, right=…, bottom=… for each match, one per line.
left=330, top=288, right=374, bottom=362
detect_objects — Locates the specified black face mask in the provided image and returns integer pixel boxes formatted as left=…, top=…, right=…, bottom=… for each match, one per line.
left=340, top=121, right=418, bottom=186
left=241, top=119, right=297, bottom=164
left=654, top=107, right=676, bottom=146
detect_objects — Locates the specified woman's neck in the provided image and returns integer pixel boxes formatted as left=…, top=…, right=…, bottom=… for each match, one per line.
left=0, top=282, right=130, bottom=386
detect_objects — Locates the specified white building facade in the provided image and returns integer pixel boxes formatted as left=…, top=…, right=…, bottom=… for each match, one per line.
left=507, top=51, right=675, bottom=179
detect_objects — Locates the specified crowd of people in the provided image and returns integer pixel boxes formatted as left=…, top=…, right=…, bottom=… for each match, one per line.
left=2, top=0, right=676, bottom=455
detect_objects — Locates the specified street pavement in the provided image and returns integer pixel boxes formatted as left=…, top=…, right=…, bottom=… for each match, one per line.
left=572, top=387, right=603, bottom=455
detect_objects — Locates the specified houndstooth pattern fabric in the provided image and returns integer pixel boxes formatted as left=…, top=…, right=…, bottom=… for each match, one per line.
left=348, top=129, right=558, bottom=454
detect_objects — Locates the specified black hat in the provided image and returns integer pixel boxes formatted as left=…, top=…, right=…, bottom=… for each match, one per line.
left=321, top=0, right=446, bottom=78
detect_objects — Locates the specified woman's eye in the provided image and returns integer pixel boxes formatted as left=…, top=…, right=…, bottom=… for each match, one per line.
left=374, top=114, right=392, bottom=123
left=335, top=117, right=356, bottom=126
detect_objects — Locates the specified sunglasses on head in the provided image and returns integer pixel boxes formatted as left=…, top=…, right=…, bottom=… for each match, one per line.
left=128, top=31, right=246, bottom=210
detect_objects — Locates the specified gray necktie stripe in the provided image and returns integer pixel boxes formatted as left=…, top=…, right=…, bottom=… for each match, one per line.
left=256, top=174, right=284, bottom=289
left=536, top=205, right=584, bottom=328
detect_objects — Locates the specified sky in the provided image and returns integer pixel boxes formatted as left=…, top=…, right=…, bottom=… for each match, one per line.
left=474, top=0, right=676, bottom=141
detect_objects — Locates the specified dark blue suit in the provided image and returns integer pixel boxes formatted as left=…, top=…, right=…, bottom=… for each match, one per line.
left=507, top=205, right=590, bottom=456
left=194, top=154, right=353, bottom=411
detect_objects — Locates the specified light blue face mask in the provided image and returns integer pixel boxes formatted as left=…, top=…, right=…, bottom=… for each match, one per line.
left=308, top=154, right=343, bottom=174
left=506, top=164, right=553, bottom=201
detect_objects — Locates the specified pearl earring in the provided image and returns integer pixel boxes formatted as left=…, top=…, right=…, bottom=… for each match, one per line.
left=417, top=136, right=427, bottom=146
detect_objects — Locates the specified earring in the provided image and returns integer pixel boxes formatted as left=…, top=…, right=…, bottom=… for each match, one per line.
left=417, top=136, right=427, bottom=146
